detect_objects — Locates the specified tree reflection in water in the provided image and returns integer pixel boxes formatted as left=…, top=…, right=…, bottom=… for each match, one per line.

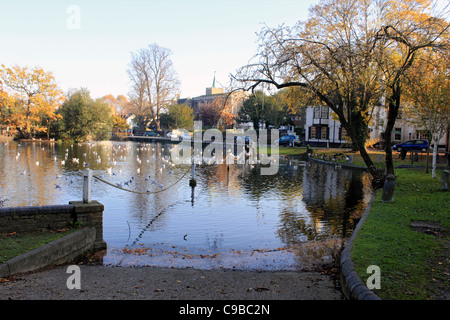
left=0, top=141, right=373, bottom=269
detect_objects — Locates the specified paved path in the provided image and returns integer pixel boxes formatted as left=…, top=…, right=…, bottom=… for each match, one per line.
left=0, top=264, right=343, bottom=300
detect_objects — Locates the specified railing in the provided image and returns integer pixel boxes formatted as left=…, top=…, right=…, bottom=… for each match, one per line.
left=82, top=166, right=193, bottom=202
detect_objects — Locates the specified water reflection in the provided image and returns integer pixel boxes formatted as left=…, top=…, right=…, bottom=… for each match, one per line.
left=0, top=140, right=372, bottom=270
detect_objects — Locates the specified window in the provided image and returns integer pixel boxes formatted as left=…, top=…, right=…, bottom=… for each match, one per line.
left=321, top=127, right=328, bottom=139
left=339, top=127, right=349, bottom=140
left=313, top=107, right=321, bottom=119
left=310, top=126, right=317, bottom=139
left=321, top=106, right=329, bottom=119
left=416, top=131, right=430, bottom=141
left=313, top=106, right=329, bottom=119
left=309, top=126, right=329, bottom=140
left=394, top=128, right=401, bottom=141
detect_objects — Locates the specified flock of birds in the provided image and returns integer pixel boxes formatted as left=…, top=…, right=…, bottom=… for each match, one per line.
left=11, top=142, right=178, bottom=192
left=10, top=141, right=290, bottom=194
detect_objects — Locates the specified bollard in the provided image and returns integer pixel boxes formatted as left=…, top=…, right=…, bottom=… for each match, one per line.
left=83, top=168, right=92, bottom=203
left=189, top=158, right=197, bottom=187
left=381, top=174, right=396, bottom=202
left=440, top=170, right=449, bottom=191
left=400, top=149, right=407, bottom=160
left=347, top=155, right=353, bottom=164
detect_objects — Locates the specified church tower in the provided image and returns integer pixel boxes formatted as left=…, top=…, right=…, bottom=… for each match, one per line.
left=205, top=72, right=223, bottom=95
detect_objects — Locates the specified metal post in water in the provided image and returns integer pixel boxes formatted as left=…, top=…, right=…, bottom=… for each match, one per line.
left=189, top=156, right=197, bottom=187
left=83, top=168, right=92, bottom=203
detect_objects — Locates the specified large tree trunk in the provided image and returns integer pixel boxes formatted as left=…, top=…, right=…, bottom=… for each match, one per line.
left=343, top=120, right=384, bottom=187
left=384, top=83, right=401, bottom=176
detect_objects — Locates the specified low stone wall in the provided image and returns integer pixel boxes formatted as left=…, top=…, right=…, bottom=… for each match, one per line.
left=0, top=227, right=97, bottom=278
left=339, top=194, right=381, bottom=300
left=0, top=201, right=106, bottom=250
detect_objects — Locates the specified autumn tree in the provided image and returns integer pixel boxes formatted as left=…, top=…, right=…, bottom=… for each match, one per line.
left=198, top=95, right=229, bottom=128
left=232, top=0, right=385, bottom=178
left=0, top=65, right=64, bottom=139
left=374, top=0, right=449, bottom=176
left=404, top=49, right=450, bottom=177
left=219, top=110, right=236, bottom=129
left=0, top=85, right=15, bottom=135
left=232, top=0, right=448, bottom=183
left=116, top=95, right=132, bottom=114
left=101, top=94, right=132, bottom=115
left=198, top=100, right=222, bottom=127
left=127, top=43, right=180, bottom=131
left=112, top=114, right=129, bottom=135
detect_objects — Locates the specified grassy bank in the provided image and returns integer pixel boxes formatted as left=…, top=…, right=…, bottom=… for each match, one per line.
left=269, top=145, right=448, bottom=169
left=0, top=229, right=77, bottom=264
left=351, top=169, right=449, bottom=300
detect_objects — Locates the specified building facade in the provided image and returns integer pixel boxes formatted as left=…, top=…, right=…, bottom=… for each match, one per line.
left=303, top=104, right=449, bottom=151
left=304, top=106, right=349, bottom=147
left=178, top=83, right=249, bottom=126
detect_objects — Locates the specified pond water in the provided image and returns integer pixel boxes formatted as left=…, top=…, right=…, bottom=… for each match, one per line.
left=0, top=140, right=372, bottom=270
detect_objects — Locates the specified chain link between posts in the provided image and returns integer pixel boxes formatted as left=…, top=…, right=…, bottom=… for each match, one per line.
left=92, top=168, right=191, bottom=195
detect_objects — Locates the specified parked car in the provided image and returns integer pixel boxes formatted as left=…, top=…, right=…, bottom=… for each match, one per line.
left=180, top=132, right=191, bottom=140
left=392, top=140, right=429, bottom=152
left=277, top=135, right=301, bottom=147
left=144, top=131, right=160, bottom=137
left=167, top=131, right=191, bottom=140
left=369, top=141, right=396, bottom=150
left=166, top=132, right=177, bottom=139
left=236, top=135, right=252, bottom=144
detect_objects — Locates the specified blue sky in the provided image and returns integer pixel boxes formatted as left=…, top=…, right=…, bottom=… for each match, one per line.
left=0, top=0, right=318, bottom=100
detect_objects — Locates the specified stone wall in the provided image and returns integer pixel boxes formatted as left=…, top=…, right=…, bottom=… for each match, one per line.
left=0, top=201, right=106, bottom=250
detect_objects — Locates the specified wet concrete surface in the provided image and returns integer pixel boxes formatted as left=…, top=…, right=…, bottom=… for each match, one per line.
left=0, top=264, right=343, bottom=300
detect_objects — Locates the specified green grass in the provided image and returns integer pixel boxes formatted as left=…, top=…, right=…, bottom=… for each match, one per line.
left=0, top=229, right=77, bottom=264
left=267, top=146, right=308, bottom=157
left=269, top=145, right=446, bottom=169
left=351, top=169, right=450, bottom=300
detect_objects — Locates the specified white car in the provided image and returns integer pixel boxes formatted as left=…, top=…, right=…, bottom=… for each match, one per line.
left=167, top=131, right=190, bottom=140
left=180, top=133, right=191, bottom=140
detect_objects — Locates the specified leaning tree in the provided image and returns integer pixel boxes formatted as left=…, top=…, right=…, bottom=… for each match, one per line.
left=232, top=0, right=449, bottom=185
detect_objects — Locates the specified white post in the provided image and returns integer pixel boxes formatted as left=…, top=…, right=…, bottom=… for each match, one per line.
left=83, top=168, right=92, bottom=203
